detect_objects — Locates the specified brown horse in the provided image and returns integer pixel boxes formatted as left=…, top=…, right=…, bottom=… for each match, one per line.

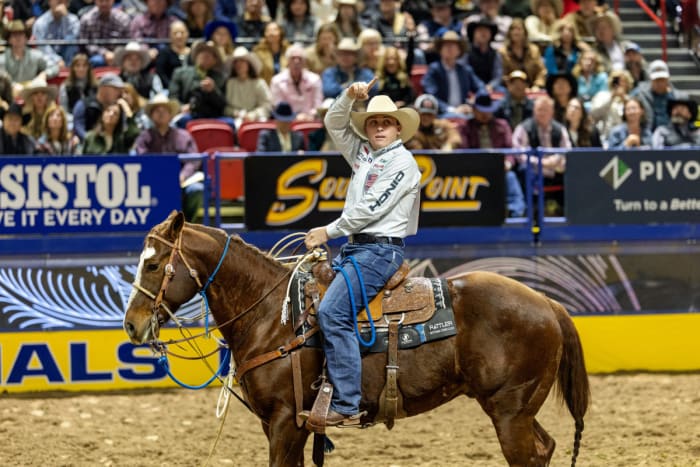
left=124, top=212, right=590, bottom=467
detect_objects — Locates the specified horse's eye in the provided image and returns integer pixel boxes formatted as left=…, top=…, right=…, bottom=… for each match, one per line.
left=146, top=263, right=159, bottom=272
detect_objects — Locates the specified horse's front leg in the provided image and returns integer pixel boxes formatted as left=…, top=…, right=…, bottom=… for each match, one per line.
left=264, top=408, right=310, bottom=467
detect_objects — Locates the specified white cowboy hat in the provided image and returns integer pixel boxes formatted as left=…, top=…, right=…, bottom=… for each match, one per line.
left=20, top=76, right=58, bottom=103
left=228, top=46, right=262, bottom=75
left=114, top=42, right=151, bottom=68
left=145, top=93, right=181, bottom=117
left=350, top=95, right=419, bottom=142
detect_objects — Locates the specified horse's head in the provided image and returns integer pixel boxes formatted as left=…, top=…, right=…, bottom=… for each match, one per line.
left=123, top=211, right=202, bottom=344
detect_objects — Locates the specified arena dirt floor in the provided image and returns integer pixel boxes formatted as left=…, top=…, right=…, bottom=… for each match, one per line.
left=2, top=373, right=700, bottom=466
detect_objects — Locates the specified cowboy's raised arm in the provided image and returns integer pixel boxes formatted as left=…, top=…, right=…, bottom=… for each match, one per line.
left=324, top=78, right=378, bottom=164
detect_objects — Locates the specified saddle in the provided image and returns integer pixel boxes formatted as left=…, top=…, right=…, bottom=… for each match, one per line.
left=304, top=261, right=437, bottom=326
left=302, top=260, right=440, bottom=433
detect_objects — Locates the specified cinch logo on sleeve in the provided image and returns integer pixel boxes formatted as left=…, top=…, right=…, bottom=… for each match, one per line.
left=599, top=156, right=632, bottom=190
left=369, top=171, right=404, bottom=212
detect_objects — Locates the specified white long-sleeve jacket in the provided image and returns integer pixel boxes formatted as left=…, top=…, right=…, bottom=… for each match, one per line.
left=324, top=92, right=421, bottom=240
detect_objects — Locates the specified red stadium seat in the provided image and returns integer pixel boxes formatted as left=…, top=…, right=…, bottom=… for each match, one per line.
left=187, top=120, right=236, bottom=152
left=237, top=121, right=276, bottom=152
left=207, top=147, right=246, bottom=201
left=290, top=121, right=323, bottom=149
left=410, top=65, right=428, bottom=96
left=92, top=66, right=122, bottom=79
left=47, top=68, right=70, bottom=87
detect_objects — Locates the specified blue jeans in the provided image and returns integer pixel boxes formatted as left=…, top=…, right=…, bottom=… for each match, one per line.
left=317, top=242, right=404, bottom=415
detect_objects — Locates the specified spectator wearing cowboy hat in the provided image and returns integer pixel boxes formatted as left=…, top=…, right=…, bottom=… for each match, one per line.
left=78, top=0, right=131, bottom=67
left=525, top=0, right=562, bottom=43
left=21, top=76, right=59, bottom=139
left=463, top=0, right=512, bottom=50
left=461, top=90, right=512, bottom=149
left=130, top=0, right=178, bottom=62
left=421, top=29, right=485, bottom=116
left=416, top=0, right=462, bottom=63
left=0, top=20, right=50, bottom=95
left=203, top=18, right=237, bottom=60
left=652, top=97, right=700, bottom=148
left=224, top=46, right=272, bottom=125
left=270, top=43, right=323, bottom=122
left=169, top=40, right=226, bottom=125
left=0, top=103, right=35, bottom=155
left=591, top=11, right=625, bottom=73
left=495, top=70, right=534, bottom=130
left=32, top=0, right=80, bottom=71
left=466, top=18, right=504, bottom=93
left=303, top=81, right=421, bottom=429
left=115, top=41, right=165, bottom=100
left=256, top=101, right=306, bottom=152
left=134, top=93, right=203, bottom=221
left=321, top=37, right=375, bottom=99
left=546, top=71, right=578, bottom=124
left=405, top=93, right=463, bottom=150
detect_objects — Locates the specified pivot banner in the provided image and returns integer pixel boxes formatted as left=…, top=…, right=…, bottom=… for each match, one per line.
left=0, top=155, right=181, bottom=233
left=244, top=153, right=505, bottom=230
left=566, top=150, right=700, bottom=224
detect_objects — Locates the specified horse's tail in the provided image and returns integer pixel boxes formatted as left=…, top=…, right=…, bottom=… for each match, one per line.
left=549, top=299, right=590, bottom=467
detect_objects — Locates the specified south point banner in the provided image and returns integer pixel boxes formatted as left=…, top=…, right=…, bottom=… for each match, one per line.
left=566, top=150, right=700, bottom=224
left=244, top=153, right=506, bottom=230
left=0, top=155, right=181, bottom=233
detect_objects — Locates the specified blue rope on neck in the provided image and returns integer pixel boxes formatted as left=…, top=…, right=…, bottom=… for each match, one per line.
left=158, top=347, right=231, bottom=390
left=333, top=255, right=376, bottom=348
left=199, top=235, right=232, bottom=336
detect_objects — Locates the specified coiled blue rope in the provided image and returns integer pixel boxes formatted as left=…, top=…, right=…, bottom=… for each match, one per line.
left=333, top=255, right=376, bottom=348
left=199, top=235, right=232, bottom=335
left=158, top=347, right=231, bottom=390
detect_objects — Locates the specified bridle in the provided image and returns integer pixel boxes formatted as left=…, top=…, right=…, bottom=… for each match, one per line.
left=131, top=227, right=206, bottom=334
left=130, top=226, right=293, bottom=345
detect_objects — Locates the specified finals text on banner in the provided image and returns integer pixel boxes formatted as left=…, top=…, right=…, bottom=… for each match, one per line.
left=244, top=153, right=506, bottom=230
left=0, top=155, right=181, bottom=233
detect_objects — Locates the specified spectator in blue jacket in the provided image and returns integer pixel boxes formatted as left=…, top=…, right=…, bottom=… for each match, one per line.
left=321, top=38, right=375, bottom=99
left=420, top=30, right=485, bottom=117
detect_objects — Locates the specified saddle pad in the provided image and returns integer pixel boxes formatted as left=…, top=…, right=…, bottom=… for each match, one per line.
left=290, top=274, right=456, bottom=353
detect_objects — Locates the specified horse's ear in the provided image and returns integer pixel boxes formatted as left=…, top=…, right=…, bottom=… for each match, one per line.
left=167, top=211, right=186, bottom=239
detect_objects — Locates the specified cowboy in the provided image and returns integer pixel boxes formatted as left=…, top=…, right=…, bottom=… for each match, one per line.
left=169, top=40, right=227, bottom=125
left=304, top=78, right=421, bottom=427
left=651, top=97, right=700, bottom=148
left=0, top=103, right=35, bottom=155
left=134, top=93, right=203, bottom=222
left=114, top=41, right=165, bottom=99
left=421, top=29, right=485, bottom=117
left=21, top=76, right=59, bottom=139
left=0, top=20, right=49, bottom=94
left=321, top=38, right=376, bottom=99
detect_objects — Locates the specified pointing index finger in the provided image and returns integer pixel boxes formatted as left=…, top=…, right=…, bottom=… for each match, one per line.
left=367, top=76, right=378, bottom=89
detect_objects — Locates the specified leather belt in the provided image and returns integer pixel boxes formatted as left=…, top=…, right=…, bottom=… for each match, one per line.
left=349, top=233, right=404, bottom=247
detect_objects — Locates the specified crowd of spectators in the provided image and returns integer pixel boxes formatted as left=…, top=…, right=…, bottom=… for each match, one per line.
left=0, top=0, right=699, bottom=219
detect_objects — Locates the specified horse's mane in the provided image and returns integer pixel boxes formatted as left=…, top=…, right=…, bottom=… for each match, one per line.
left=184, top=222, right=287, bottom=274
